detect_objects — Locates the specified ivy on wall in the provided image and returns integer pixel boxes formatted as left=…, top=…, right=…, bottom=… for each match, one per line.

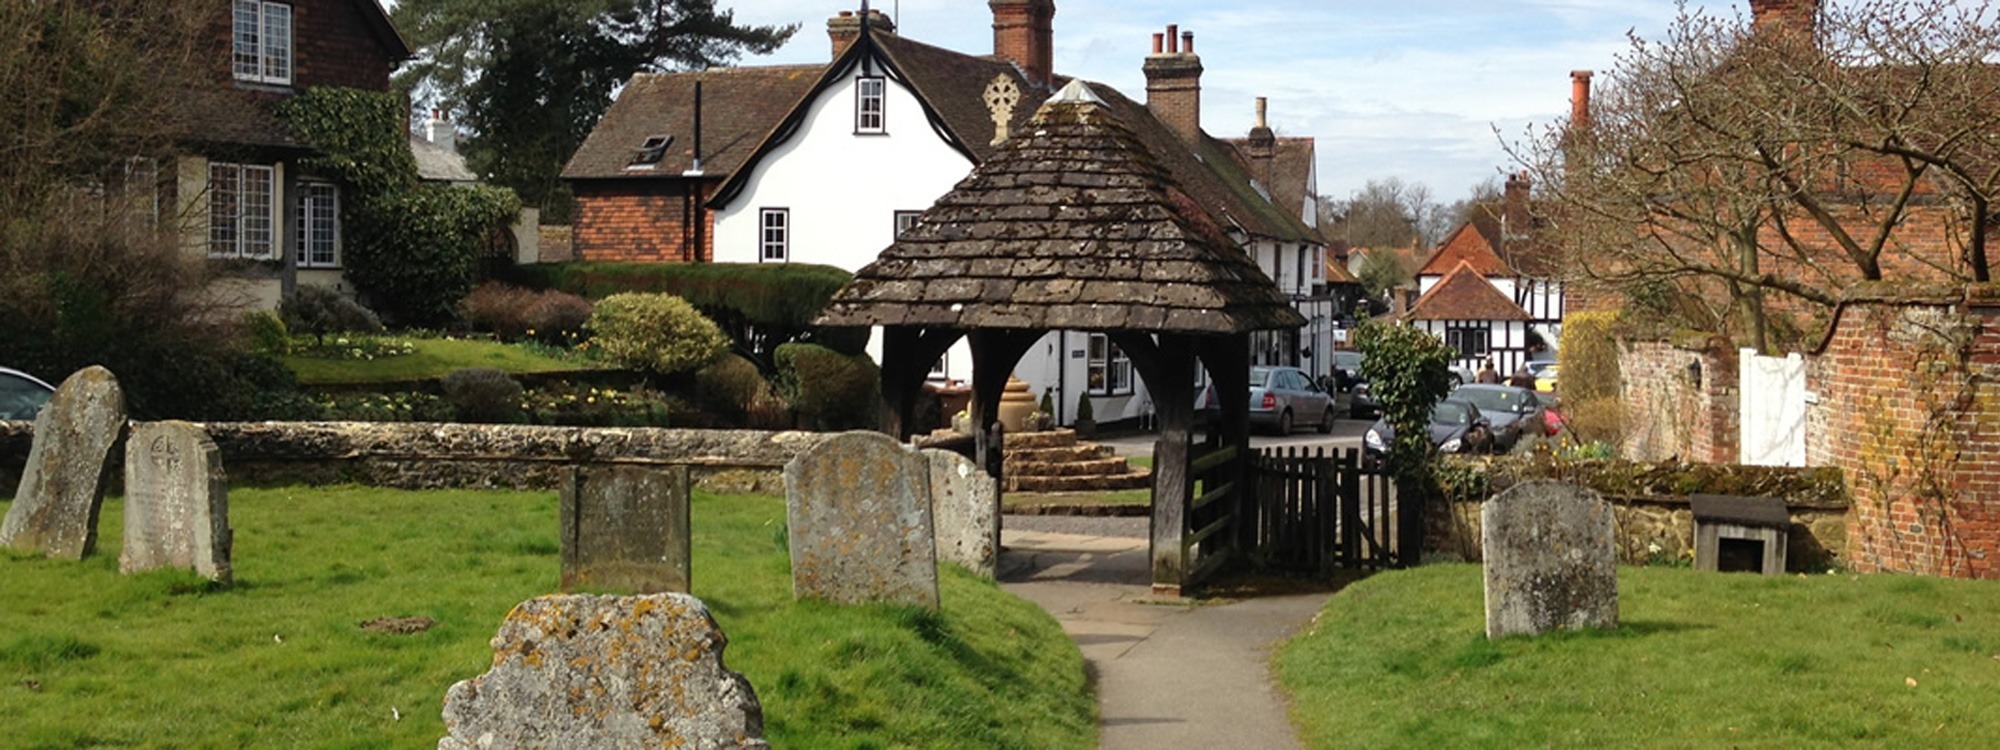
left=276, top=88, right=520, bottom=326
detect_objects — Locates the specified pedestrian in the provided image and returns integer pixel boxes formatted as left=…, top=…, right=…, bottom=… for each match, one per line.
left=1476, top=357, right=1501, bottom=384
left=1507, top=367, right=1534, bottom=389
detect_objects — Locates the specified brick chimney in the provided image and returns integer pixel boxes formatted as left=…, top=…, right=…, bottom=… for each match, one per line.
left=829, top=9, right=896, bottom=59
left=989, top=0, right=1054, bottom=88
left=1750, top=0, right=1819, bottom=41
left=425, top=109, right=455, bottom=154
left=1246, top=97, right=1276, bottom=187
left=1145, top=25, right=1204, bottom=145
left=1503, top=171, right=1532, bottom=242
left=1569, top=70, right=1592, bottom=132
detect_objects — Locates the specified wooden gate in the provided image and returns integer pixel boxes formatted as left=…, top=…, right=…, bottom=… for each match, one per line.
left=1249, top=447, right=1398, bottom=571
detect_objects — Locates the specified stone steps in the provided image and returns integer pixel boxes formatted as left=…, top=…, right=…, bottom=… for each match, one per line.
left=1006, top=456, right=1136, bottom=477
left=1001, top=429, right=1079, bottom=450
left=1007, top=470, right=1153, bottom=493
left=1005, top=444, right=1116, bottom=463
left=926, top=428, right=1150, bottom=494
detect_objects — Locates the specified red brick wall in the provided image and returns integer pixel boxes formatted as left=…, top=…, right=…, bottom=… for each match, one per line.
left=1806, top=288, right=2000, bottom=578
left=572, top=182, right=714, bottom=263
left=1617, top=338, right=1739, bottom=464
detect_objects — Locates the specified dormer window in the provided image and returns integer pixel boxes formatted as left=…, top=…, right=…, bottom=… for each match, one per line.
left=232, top=1, right=292, bottom=86
left=855, top=77, right=885, bottom=134
left=627, top=135, right=673, bottom=169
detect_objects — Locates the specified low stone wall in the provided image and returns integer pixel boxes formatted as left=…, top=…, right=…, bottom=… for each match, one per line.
left=4, top=420, right=832, bottom=496
left=1428, top=456, right=1849, bottom=572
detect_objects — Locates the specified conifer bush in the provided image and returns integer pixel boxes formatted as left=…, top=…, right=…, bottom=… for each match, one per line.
left=280, top=285, right=383, bottom=345
left=440, top=367, right=524, bottom=423
left=775, top=342, right=881, bottom=431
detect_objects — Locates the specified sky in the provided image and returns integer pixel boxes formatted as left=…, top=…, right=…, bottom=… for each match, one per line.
left=715, top=0, right=1716, bottom=205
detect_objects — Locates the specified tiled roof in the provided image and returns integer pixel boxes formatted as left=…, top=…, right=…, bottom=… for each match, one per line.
left=411, top=137, right=477, bottom=182
left=1324, top=253, right=1360, bottom=284
left=1223, top=135, right=1317, bottom=225
left=1418, top=221, right=1516, bottom=278
left=816, top=83, right=1307, bottom=335
left=562, top=65, right=823, bottom=181
left=354, top=0, right=412, bottom=60
left=1406, top=260, right=1531, bottom=321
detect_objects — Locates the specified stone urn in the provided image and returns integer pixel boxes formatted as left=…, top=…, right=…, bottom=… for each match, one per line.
left=997, top=376, right=1036, bottom=433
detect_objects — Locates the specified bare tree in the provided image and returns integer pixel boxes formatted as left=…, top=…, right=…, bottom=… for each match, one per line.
left=1512, top=0, right=2000, bottom=350
left=1323, top=177, right=1448, bottom=250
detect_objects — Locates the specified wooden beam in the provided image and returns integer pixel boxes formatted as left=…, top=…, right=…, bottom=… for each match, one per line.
left=1199, top=335, right=1254, bottom=555
left=968, top=329, right=1043, bottom=479
left=878, top=327, right=964, bottom=440
left=1141, top=332, right=1196, bottom=596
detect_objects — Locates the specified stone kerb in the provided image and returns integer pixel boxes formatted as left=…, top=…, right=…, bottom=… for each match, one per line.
left=785, top=431, right=939, bottom=609
left=1482, top=480, right=1619, bottom=639
left=560, top=463, right=691, bottom=593
left=440, top=593, right=768, bottom=749
left=121, top=421, right=232, bottom=583
left=924, top=449, right=999, bottom=578
left=1, top=366, right=126, bottom=559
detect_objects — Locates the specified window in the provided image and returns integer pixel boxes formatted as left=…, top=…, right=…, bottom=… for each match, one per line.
left=209, top=162, right=277, bottom=260
left=759, top=208, right=789, bottom=262
left=1087, top=333, right=1133, bottom=396
left=233, top=1, right=292, bottom=85
left=928, top=356, right=948, bottom=380
left=297, top=182, right=339, bottom=268
left=628, top=134, right=672, bottom=168
left=856, top=77, right=886, bottom=133
left=894, top=210, right=922, bottom=239
left=1444, top=324, right=1490, bottom=359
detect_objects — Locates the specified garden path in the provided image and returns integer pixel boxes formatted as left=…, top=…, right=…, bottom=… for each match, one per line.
left=999, top=519, right=1331, bottom=750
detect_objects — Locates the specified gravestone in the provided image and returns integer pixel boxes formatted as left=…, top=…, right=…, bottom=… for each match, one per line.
left=560, top=464, right=691, bottom=594
left=439, top=593, right=768, bottom=750
left=924, top=449, right=998, bottom=578
left=0, top=366, right=126, bottom=559
left=1481, top=480, right=1619, bottom=639
left=785, top=431, right=938, bottom=609
left=120, top=421, right=232, bottom=583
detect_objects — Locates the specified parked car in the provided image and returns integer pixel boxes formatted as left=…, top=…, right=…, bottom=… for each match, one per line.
left=1362, top=398, right=1493, bottom=469
left=1447, top=383, right=1551, bottom=451
left=1533, top=363, right=1560, bottom=394
left=0, top=367, right=56, bottom=421
left=1250, top=365, right=1343, bottom=435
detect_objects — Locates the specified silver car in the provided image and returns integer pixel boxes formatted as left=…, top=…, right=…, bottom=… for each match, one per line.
left=0, top=367, right=56, bottom=421
left=1250, top=365, right=1341, bottom=435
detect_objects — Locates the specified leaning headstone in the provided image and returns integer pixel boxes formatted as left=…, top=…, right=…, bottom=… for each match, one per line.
left=0, top=366, right=126, bottom=559
left=120, top=421, right=232, bottom=583
left=1481, top=480, right=1619, bottom=639
left=785, top=431, right=938, bottom=609
left=560, top=463, right=691, bottom=593
left=924, top=449, right=998, bottom=578
left=439, top=593, right=768, bottom=750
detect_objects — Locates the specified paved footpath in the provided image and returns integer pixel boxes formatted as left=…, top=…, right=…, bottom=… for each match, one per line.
left=998, top=522, right=1332, bottom=750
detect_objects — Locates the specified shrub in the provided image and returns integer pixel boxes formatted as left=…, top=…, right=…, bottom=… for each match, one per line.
left=503, top=262, right=854, bottom=366
left=458, top=281, right=537, bottom=341
left=776, top=342, right=881, bottom=431
left=1559, top=311, right=1625, bottom=447
left=315, top=391, right=455, bottom=422
left=586, top=293, right=729, bottom=376
left=280, top=285, right=383, bottom=345
left=242, top=311, right=290, bottom=356
left=807, top=326, right=870, bottom=357
left=440, top=367, right=524, bottom=423
left=1355, top=320, right=1456, bottom=478
left=694, top=353, right=767, bottom=425
left=523, top=290, right=592, bottom=346
left=520, top=383, right=673, bottom=427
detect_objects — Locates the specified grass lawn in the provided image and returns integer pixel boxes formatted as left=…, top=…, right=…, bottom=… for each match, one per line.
left=1, top=488, right=1093, bottom=748
left=282, top=337, right=592, bottom=385
left=1278, top=564, right=2000, bottom=748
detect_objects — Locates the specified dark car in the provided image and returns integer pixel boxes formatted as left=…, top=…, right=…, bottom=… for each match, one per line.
left=1250, top=365, right=1344, bottom=435
left=0, top=367, right=56, bottom=421
left=1362, top=399, right=1493, bottom=468
left=1446, top=383, right=1550, bottom=451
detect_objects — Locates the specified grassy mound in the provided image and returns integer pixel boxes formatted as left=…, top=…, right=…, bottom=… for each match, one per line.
left=1278, top=564, right=2000, bottom=748
left=0, top=488, right=1093, bottom=748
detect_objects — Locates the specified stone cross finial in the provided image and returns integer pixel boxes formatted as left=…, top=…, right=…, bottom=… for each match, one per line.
left=984, top=74, right=1021, bottom=146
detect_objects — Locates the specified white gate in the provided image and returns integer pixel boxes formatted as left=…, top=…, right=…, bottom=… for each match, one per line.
left=1739, top=348, right=1807, bottom=466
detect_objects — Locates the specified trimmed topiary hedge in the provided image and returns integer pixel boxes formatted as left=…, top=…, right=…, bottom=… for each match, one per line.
left=775, top=342, right=881, bottom=432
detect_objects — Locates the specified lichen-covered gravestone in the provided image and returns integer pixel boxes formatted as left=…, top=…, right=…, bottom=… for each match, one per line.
left=1481, top=480, right=1619, bottom=639
left=0, top=366, right=126, bottom=559
left=439, top=593, right=768, bottom=750
left=560, top=464, right=691, bottom=593
left=924, top=449, right=998, bottom=578
left=785, top=431, right=938, bottom=609
left=120, top=421, right=232, bottom=583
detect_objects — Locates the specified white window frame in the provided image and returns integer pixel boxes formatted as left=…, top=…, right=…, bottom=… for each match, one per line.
left=233, top=1, right=293, bottom=86
left=1445, top=323, right=1491, bottom=359
left=209, top=162, right=279, bottom=260
left=759, top=208, right=789, bottom=262
left=855, top=77, right=886, bottom=134
left=928, top=356, right=948, bottom=380
left=1087, top=333, right=1133, bottom=396
left=894, top=210, right=922, bottom=239
left=297, top=181, right=340, bottom=268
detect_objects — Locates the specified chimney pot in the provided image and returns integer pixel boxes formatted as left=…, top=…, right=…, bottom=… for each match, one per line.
left=1143, top=23, right=1204, bottom=144
left=1182, top=32, right=1194, bottom=54
left=1167, top=24, right=1179, bottom=53
left=1255, top=96, right=1267, bottom=129
left=1153, top=32, right=1164, bottom=55
left=1570, top=70, right=1593, bottom=131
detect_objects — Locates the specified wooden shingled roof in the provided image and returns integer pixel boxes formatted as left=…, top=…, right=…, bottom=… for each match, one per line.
left=816, top=82, right=1305, bottom=335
